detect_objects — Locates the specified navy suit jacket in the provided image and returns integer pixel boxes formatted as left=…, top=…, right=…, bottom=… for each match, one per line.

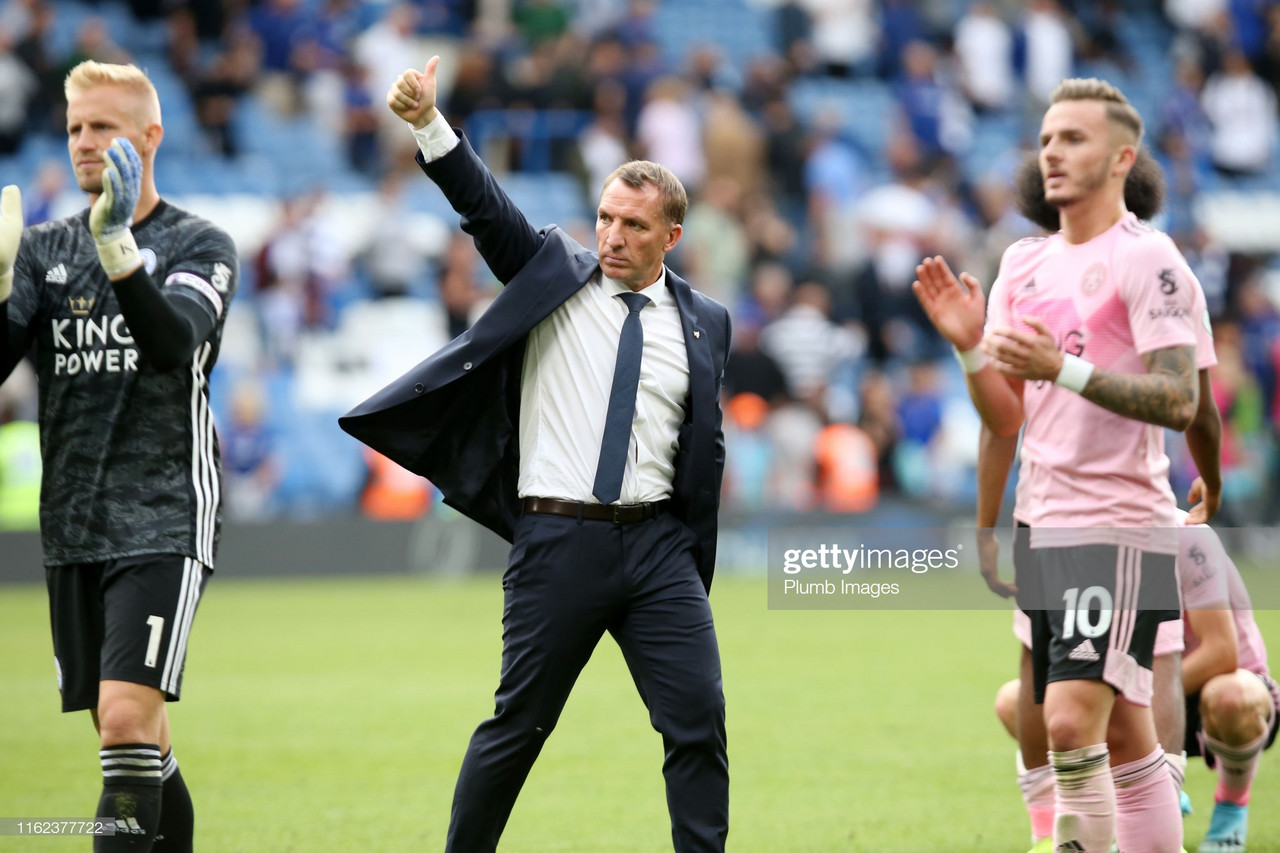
left=339, top=134, right=731, bottom=591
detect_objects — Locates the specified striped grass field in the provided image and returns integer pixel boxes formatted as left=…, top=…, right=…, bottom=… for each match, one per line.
left=1, top=574, right=1277, bottom=851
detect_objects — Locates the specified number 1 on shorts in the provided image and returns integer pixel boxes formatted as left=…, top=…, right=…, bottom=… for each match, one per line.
left=144, top=615, right=165, bottom=668
left=1061, top=585, right=1113, bottom=640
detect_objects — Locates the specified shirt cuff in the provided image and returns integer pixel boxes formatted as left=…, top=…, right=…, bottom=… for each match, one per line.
left=410, top=113, right=460, bottom=162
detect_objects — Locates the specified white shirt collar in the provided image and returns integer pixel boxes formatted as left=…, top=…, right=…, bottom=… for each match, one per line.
left=600, top=266, right=670, bottom=307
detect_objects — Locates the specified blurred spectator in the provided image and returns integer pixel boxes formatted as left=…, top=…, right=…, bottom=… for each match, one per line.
left=799, top=0, right=878, bottom=79
left=702, top=89, right=766, bottom=194
left=513, top=0, right=570, bottom=48
left=679, top=176, right=750, bottom=306
left=355, top=172, right=434, bottom=299
left=0, top=27, right=37, bottom=154
left=0, top=377, right=40, bottom=532
left=446, top=47, right=508, bottom=128
left=804, top=111, right=868, bottom=278
left=575, top=78, right=630, bottom=197
left=760, top=97, right=809, bottom=224
left=894, top=40, right=972, bottom=164
left=813, top=421, right=878, bottom=511
left=438, top=231, right=486, bottom=338
left=360, top=449, right=433, bottom=520
left=722, top=318, right=789, bottom=406
left=220, top=378, right=280, bottom=521
left=248, top=0, right=310, bottom=116
left=760, top=281, right=864, bottom=408
left=1201, top=47, right=1278, bottom=177
left=1205, top=321, right=1271, bottom=518
left=353, top=3, right=422, bottom=146
left=341, top=59, right=381, bottom=174
left=856, top=369, right=900, bottom=495
left=1021, top=0, right=1075, bottom=107
left=954, top=1, right=1015, bottom=113
left=295, top=0, right=361, bottom=136
left=188, top=21, right=260, bottom=158
left=635, top=75, right=705, bottom=191
left=722, top=392, right=776, bottom=511
left=22, top=159, right=63, bottom=226
left=877, top=0, right=926, bottom=82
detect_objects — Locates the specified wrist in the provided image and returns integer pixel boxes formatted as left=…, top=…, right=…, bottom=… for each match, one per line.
left=954, top=344, right=988, bottom=374
left=0, top=267, right=11, bottom=301
left=95, top=226, right=141, bottom=278
left=413, top=106, right=440, bottom=130
left=1054, top=353, right=1094, bottom=394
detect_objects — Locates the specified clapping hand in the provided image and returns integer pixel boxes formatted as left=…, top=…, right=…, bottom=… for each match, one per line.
left=89, top=138, right=143, bottom=278
left=0, top=185, right=21, bottom=302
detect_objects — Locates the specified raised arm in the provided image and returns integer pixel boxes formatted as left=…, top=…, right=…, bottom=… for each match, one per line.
left=913, top=256, right=1025, bottom=436
left=387, top=56, right=539, bottom=285
left=0, top=185, right=29, bottom=384
left=89, top=140, right=223, bottom=372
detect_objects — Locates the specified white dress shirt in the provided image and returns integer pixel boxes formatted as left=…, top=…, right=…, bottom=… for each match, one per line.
left=411, top=115, right=691, bottom=504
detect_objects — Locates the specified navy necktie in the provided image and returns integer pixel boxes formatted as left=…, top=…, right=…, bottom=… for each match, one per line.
left=592, top=291, right=649, bottom=505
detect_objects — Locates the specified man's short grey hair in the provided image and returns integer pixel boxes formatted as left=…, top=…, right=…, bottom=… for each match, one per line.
left=602, top=160, right=688, bottom=225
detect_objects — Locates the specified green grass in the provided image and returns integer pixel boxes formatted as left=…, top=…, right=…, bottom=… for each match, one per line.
left=2, top=576, right=1279, bottom=851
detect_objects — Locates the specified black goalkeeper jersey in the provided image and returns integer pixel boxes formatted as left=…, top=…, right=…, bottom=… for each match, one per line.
left=6, top=200, right=238, bottom=567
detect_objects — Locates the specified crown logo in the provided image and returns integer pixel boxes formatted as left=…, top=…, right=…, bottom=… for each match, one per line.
left=68, top=296, right=95, bottom=316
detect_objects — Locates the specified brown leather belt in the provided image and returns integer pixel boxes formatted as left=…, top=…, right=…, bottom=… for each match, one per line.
left=522, top=497, right=668, bottom=524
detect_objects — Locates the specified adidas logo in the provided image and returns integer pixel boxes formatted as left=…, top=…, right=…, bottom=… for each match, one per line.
left=114, top=817, right=145, bottom=835
left=1068, top=639, right=1100, bottom=662
left=1056, top=842, right=1085, bottom=852
left=45, top=263, right=67, bottom=284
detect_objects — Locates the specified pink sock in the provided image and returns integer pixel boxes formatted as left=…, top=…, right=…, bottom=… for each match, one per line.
left=1016, top=750, right=1055, bottom=842
left=1113, top=746, right=1183, bottom=853
left=1206, top=729, right=1267, bottom=806
left=1052, top=744, right=1115, bottom=853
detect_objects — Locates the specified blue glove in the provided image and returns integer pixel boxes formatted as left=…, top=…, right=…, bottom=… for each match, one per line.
left=89, top=138, right=142, bottom=277
left=0, top=184, right=21, bottom=301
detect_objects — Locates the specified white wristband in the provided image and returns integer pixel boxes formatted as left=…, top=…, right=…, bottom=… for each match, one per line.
left=95, top=227, right=141, bottom=278
left=1054, top=353, right=1095, bottom=393
left=0, top=267, right=11, bottom=302
left=954, top=345, right=988, bottom=374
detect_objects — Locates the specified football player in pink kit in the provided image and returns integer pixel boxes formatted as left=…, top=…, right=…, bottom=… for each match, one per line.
left=914, top=78, right=1215, bottom=852
left=994, top=517, right=1277, bottom=853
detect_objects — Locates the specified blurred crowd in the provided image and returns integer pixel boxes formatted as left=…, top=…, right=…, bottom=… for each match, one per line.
left=1, top=0, right=1279, bottom=528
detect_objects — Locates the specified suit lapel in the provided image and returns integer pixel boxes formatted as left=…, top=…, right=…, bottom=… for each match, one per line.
left=669, top=271, right=714, bottom=465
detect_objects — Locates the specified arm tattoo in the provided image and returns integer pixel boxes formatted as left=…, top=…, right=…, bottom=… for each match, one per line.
left=1080, top=345, right=1198, bottom=430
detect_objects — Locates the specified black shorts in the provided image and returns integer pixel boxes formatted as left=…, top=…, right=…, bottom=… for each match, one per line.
left=1185, top=671, right=1280, bottom=764
left=1017, top=540, right=1179, bottom=706
left=47, top=554, right=211, bottom=713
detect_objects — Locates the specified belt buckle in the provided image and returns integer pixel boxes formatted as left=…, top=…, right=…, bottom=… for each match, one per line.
left=611, top=504, right=623, bottom=524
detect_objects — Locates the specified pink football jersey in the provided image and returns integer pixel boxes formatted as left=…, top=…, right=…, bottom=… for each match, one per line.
left=1179, top=523, right=1269, bottom=678
left=988, top=213, right=1215, bottom=550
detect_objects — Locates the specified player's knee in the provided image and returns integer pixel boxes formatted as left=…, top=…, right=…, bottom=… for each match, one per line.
left=96, top=687, right=163, bottom=746
left=995, top=679, right=1020, bottom=737
left=1201, top=673, right=1267, bottom=741
left=1045, top=709, right=1095, bottom=751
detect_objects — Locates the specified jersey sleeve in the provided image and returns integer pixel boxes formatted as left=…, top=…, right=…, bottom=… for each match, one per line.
left=1178, top=524, right=1231, bottom=610
left=1117, top=236, right=1202, bottom=357
left=162, top=225, right=239, bottom=325
left=983, top=246, right=1018, bottom=335
left=1190, top=281, right=1216, bottom=370
left=7, top=233, right=42, bottom=333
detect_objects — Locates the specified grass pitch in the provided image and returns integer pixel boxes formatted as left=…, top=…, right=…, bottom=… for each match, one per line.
left=2, top=575, right=1278, bottom=851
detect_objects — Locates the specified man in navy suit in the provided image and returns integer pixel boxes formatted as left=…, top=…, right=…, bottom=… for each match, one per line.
left=340, top=57, right=731, bottom=852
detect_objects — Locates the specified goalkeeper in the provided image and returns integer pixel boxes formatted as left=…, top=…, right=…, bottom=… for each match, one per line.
left=0, top=61, right=238, bottom=852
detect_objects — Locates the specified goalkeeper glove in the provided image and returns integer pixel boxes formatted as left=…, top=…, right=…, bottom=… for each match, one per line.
left=0, top=184, right=21, bottom=302
left=89, top=138, right=143, bottom=278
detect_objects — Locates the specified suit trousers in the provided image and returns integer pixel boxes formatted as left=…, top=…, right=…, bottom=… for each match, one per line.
left=445, top=509, right=729, bottom=852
